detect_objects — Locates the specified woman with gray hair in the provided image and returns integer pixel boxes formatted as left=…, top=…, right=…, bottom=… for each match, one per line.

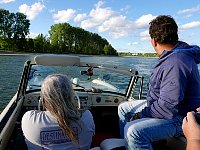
left=22, top=74, right=95, bottom=149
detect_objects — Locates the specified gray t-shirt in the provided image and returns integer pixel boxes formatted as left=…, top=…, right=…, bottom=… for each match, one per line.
left=22, top=110, right=95, bottom=150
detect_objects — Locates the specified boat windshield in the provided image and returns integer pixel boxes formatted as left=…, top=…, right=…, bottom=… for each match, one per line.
left=27, top=65, right=132, bottom=95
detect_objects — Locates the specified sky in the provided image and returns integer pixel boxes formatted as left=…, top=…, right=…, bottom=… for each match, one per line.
left=1, top=0, right=200, bottom=53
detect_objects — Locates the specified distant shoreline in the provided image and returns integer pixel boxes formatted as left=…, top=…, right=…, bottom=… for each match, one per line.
left=0, top=51, right=32, bottom=56
left=0, top=51, right=158, bottom=58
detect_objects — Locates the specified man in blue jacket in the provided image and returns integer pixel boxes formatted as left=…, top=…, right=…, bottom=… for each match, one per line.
left=118, top=15, right=200, bottom=150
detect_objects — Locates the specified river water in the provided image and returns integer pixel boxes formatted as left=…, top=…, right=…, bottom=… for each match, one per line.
left=0, top=54, right=157, bottom=111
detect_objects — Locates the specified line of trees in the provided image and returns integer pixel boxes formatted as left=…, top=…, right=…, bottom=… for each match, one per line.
left=119, top=52, right=158, bottom=57
left=0, top=8, right=118, bottom=55
left=0, top=9, right=30, bottom=51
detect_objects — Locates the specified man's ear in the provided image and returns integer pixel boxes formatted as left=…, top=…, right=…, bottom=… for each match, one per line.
left=151, top=38, right=157, bottom=47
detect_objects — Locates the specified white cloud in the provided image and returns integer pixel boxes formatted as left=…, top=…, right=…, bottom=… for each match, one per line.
left=95, top=0, right=105, bottom=8
left=19, top=2, right=45, bottom=20
left=74, top=13, right=87, bottom=22
left=80, top=1, right=134, bottom=38
left=98, top=15, right=134, bottom=38
left=49, top=9, right=55, bottom=13
left=98, top=15, right=128, bottom=32
left=180, top=21, right=200, bottom=30
left=177, top=5, right=200, bottom=15
left=185, top=14, right=193, bottom=18
left=0, top=0, right=14, bottom=3
left=81, top=20, right=99, bottom=29
left=120, top=5, right=131, bottom=12
left=53, top=9, right=76, bottom=23
left=80, top=1, right=115, bottom=29
left=89, top=7, right=114, bottom=22
left=102, top=14, right=155, bottom=39
left=109, top=28, right=131, bottom=39
left=128, top=42, right=138, bottom=45
left=79, top=1, right=156, bottom=39
left=134, top=14, right=156, bottom=29
left=26, top=32, right=39, bottom=38
left=139, top=30, right=150, bottom=41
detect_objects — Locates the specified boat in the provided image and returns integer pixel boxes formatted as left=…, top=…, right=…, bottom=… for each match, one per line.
left=0, top=54, right=186, bottom=150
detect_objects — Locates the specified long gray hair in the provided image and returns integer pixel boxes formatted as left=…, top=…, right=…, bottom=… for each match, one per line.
left=40, top=74, right=81, bottom=142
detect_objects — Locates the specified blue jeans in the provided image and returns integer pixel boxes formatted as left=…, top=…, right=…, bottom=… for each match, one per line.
left=118, top=100, right=184, bottom=150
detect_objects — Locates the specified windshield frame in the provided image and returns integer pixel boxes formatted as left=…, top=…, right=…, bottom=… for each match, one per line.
left=26, top=64, right=134, bottom=96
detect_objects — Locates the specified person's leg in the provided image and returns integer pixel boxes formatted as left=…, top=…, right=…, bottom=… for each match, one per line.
left=124, top=116, right=184, bottom=150
left=118, top=100, right=147, bottom=138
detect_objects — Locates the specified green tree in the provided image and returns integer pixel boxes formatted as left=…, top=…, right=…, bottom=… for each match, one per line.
left=0, top=9, right=11, bottom=39
left=25, top=38, right=34, bottom=52
left=13, top=12, right=30, bottom=39
left=0, top=9, right=15, bottom=50
left=34, top=34, right=51, bottom=53
left=49, top=23, right=73, bottom=53
left=103, top=44, right=118, bottom=55
left=0, top=9, right=30, bottom=51
left=13, top=12, right=30, bottom=51
left=48, top=23, right=117, bottom=55
left=73, top=27, right=86, bottom=54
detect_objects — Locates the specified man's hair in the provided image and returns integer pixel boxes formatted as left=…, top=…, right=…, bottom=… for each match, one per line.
left=149, top=15, right=178, bottom=45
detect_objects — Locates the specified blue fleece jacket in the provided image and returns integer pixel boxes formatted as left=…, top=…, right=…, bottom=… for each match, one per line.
left=141, top=41, right=200, bottom=119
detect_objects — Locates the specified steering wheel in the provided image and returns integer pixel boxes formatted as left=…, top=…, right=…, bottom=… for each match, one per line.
left=38, top=93, right=81, bottom=110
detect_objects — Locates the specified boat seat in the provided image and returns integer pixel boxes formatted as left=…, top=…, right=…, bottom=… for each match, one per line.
left=89, top=147, right=101, bottom=150
left=99, top=135, right=186, bottom=150
left=99, top=138, right=170, bottom=150
left=100, top=138, right=125, bottom=150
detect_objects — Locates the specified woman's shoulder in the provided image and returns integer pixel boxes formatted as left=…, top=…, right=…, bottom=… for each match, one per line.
left=22, top=110, right=56, bottom=124
left=22, top=110, right=40, bottom=119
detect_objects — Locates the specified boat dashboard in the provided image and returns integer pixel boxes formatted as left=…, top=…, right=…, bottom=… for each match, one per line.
left=23, top=90, right=127, bottom=111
